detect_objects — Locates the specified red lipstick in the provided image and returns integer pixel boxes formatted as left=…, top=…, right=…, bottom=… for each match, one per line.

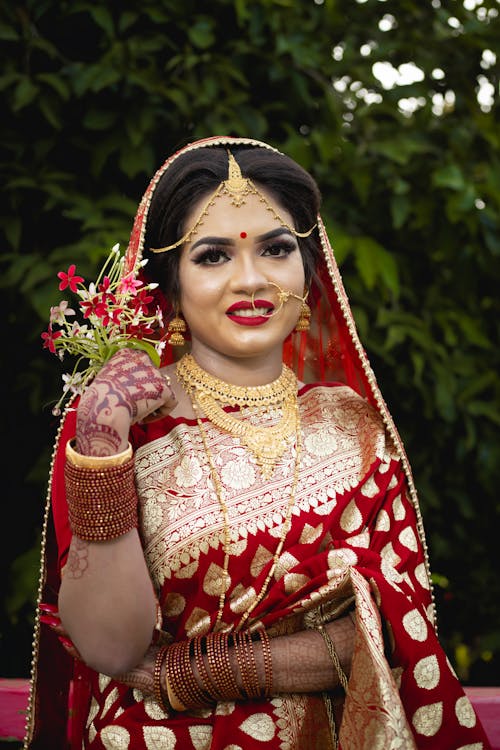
left=226, top=299, right=274, bottom=326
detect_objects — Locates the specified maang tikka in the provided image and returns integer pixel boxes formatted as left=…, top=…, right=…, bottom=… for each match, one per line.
left=150, top=151, right=317, bottom=254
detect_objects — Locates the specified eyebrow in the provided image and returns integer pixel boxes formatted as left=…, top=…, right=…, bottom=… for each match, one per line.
left=189, top=227, right=293, bottom=252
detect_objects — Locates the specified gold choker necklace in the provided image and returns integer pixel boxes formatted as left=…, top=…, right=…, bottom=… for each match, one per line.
left=176, top=354, right=299, bottom=480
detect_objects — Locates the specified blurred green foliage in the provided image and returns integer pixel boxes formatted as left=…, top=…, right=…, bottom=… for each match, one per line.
left=0, top=0, right=499, bottom=684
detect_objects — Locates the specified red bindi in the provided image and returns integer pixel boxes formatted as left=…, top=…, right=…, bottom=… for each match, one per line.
left=240, top=231, right=247, bottom=239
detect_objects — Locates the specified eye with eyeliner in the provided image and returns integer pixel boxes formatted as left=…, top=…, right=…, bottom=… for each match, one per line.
left=261, top=240, right=297, bottom=257
left=192, top=240, right=297, bottom=266
left=192, top=247, right=229, bottom=265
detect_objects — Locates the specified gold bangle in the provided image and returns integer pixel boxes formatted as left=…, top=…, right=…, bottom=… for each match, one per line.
left=66, top=439, right=133, bottom=468
left=153, top=646, right=170, bottom=712
left=258, top=628, right=273, bottom=697
left=164, top=673, right=188, bottom=712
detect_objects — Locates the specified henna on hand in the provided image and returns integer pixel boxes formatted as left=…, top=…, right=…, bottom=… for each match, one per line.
left=65, top=536, right=89, bottom=580
left=76, top=349, right=176, bottom=455
left=114, top=644, right=158, bottom=696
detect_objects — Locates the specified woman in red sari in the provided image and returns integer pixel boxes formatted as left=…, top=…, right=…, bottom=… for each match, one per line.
left=25, top=137, right=491, bottom=749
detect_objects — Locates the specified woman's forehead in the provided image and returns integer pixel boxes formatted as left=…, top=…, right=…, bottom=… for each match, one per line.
left=184, top=191, right=294, bottom=246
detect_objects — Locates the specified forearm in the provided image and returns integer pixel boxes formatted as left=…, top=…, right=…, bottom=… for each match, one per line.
left=152, top=614, right=354, bottom=712
left=266, top=615, right=354, bottom=694
left=58, top=530, right=157, bottom=676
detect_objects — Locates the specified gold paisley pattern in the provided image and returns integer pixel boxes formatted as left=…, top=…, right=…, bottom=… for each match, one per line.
left=99, top=673, right=112, bottom=693
left=203, top=561, right=229, bottom=597
left=375, top=509, right=390, bottom=531
left=164, top=592, right=186, bottom=617
left=340, top=499, right=363, bottom=532
left=392, top=494, right=406, bottom=521
left=185, top=606, right=211, bottom=637
left=414, top=562, right=431, bottom=590
left=360, top=474, right=380, bottom=498
left=143, top=725, right=176, bottom=749
left=399, top=526, right=418, bottom=552
left=143, top=694, right=170, bottom=720
left=239, top=712, right=276, bottom=741
left=274, top=550, right=300, bottom=579
left=229, top=584, right=257, bottom=613
left=413, top=655, right=440, bottom=690
left=102, top=688, right=119, bottom=718
left=188, top=725, right=212, bottom=749
left=250, top=544, right=273, bottom=576
left=412, top=702, right=443, bottom=736
left=284, top=572, right=310, bottom=593
left=86, top=696, right=100, bottom=727
left=402, top=609, right=428, bottom=642
left=299, top=522, right=324, bottom=545
left=455, top=696, right=477, bottom=728
left=100, top=725, right=131, bottom=749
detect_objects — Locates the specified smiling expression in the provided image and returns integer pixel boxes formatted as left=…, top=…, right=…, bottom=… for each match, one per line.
left=177, top=189, right=306, bottom=381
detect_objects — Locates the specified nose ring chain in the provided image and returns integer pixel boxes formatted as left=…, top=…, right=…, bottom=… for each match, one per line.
left=250, top=281, right=307, bottom=319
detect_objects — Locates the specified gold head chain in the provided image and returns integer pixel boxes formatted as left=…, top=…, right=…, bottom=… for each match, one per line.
left=150, top=151, right=317, bottom=253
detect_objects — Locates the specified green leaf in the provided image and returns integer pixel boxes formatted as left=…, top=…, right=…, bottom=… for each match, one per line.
left=87, top=6, right=115, bottom=37
left=12, top=78, right=39, bottom=110
left=0, top=23, right=19, bottom=41
left=83, top=109, right=118, bottom=130
left=391, top=194, right=410, bottom=229
left=37, top=72, right=71, bottom=100
left=432, top=164, right=465, bottom=191
left=188, top=18, right=216, bottom=49
left=126, top=339, right=160, bottom=367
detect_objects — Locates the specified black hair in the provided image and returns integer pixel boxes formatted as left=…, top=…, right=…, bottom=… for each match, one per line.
left=143, top=145, right=322, bottom=305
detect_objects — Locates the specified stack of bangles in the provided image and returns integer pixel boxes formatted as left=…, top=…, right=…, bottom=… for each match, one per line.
left=64, top=440, right=139, bottom=541
left=154, top=629, right=273, bottom=712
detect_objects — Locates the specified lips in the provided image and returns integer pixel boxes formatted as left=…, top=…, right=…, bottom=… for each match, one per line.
left=226, top=299, right=274, bottom=326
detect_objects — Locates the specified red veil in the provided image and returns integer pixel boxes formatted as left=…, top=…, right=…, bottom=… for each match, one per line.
left=24, top=137, right=490, bottom=749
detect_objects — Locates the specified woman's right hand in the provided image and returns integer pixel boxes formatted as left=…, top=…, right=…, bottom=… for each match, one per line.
left=76, top=348, right=177, bottom=456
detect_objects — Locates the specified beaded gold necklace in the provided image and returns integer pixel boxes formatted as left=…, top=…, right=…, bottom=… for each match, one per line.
left=175, top=353, right=302, bottom=631
left=176, top=353, right=298, bottom=480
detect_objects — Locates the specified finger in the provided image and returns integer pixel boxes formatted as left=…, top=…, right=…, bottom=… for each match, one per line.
left=40, top=613, right=62, bottom=630
left=58, top=636, right=82, bottom=660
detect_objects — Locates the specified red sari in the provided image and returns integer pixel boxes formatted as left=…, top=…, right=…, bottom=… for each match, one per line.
left=24, top=137, right=491, bottom=749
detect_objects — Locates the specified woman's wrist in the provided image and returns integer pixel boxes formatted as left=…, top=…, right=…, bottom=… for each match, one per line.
left=66, top=439, right=133, bottom=468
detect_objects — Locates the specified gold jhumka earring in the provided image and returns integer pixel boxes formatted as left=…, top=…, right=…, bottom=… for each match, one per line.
left=150, top=151, right=317, bottom=254
left=167, top=310, right=186, bottom=346
left=295, top=300, right=311, bottom=332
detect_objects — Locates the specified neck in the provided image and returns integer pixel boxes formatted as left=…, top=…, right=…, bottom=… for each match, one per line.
left=188, top=344, right=284, bottom=386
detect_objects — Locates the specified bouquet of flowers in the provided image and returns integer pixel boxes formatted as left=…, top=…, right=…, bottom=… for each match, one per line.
left=42, top=244, right=166, bottom=416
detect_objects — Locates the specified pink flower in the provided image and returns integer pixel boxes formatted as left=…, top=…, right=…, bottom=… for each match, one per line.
left=50, top=301, right=75, bottom=325
left=118, top=273, right=143, bottom=297
left=41, top=327, right=63, bottom=354
left=57, top=265, right=84, bottom=293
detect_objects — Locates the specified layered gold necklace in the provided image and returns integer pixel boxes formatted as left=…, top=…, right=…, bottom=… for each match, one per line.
left=175, top=353, right=302, bottom=631
left=176, top=353, right=298, bottom=480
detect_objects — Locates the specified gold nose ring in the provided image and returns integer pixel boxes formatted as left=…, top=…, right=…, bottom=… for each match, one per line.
left=250, top=282, right=306, bottom=318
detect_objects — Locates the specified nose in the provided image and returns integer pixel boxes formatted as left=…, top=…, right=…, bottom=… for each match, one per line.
left=229, top=253, right=269, bottom=296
